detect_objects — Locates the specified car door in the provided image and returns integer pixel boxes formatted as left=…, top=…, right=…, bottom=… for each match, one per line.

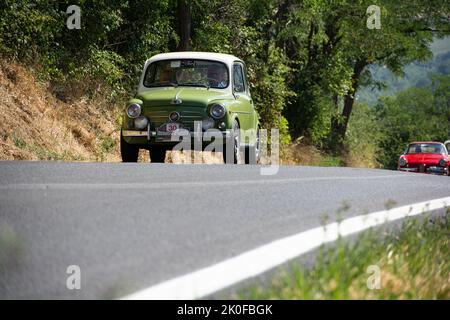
left=233, top=62, right=257, bottom=145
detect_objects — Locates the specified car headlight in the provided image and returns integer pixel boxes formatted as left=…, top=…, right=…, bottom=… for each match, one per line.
left=134, top=116, right=149, bottom=130
left=439, top=159, right=446, bottom=167
left=210, top=104, right=226, bottom=119
left=202, top=118, right=215, bottom=131
left=399, top=158, right=407, bottom=167
left=127, top=104, right=141, bottom=118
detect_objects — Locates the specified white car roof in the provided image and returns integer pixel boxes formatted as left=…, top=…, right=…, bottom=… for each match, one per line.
left=145, top=51, right=243, bottom=66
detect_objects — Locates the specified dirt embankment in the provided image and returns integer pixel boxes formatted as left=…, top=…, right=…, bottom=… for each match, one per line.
left=0, top=60, right=121, bottom=161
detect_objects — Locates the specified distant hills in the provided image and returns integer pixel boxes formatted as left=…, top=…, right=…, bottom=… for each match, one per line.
left=357, top=37, right=450, bottom=105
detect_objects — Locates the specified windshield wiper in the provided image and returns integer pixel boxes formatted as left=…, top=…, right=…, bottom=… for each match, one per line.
left=178, top=83, right=210, bottom=89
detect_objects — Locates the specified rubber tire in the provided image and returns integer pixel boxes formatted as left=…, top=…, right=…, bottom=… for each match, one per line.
left=222, top=120, right=241, bottom=164
left=244, top=128, right=260, bottom=165
left=150, top=147, right=166, bottom=163
left=245, top=146, right=257, bottom=164
left=120, top=133, right=139, bottom=162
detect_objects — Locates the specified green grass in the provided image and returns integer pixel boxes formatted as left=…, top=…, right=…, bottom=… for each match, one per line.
left=235, top=212, right=450, bottom=299
left=12, top=135, right=27, bottom=149
left=317, top=155, right=344, bottom=167
left=0, top=223, right=24, bottom=272
left=96, top=135, right=115, bottom=162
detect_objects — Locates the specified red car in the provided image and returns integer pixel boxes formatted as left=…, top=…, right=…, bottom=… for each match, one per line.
left=398, top=141, right=450, bottom=175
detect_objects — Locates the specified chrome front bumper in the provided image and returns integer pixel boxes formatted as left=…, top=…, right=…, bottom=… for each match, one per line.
left=122, top=130, right=149, bottom=137
left=398, top=166, right=448, bottom=175
left=122, top=128, right=232, bottom=140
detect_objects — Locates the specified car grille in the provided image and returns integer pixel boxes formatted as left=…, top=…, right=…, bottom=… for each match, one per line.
left=145, top=109, right=206, bottom=131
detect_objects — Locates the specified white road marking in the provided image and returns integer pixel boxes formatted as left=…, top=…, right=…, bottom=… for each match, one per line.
left=121, top=196, right=450, bottom=300
left=0, top=174, right=411, bottom=190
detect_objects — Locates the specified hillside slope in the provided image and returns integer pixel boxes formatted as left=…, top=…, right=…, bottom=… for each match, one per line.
left=0, top=60, right=121, bottom=161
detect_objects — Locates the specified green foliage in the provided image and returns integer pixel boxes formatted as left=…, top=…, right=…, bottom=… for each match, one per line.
left=0, top=1, right=62, bottom=62
left=77, top=47, right=126, bottom=94
left=0, top=0, right=175, bottom=94
left=249, top=45, right=294, bottom=133
left=345, top=103, right=382, bottom=167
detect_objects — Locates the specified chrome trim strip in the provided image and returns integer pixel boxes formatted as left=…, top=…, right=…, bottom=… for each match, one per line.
left=182, top=111, right=203, bottom=114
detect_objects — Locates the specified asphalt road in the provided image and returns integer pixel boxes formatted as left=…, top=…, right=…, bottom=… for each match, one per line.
left=0, top=161, right=449, bottom=299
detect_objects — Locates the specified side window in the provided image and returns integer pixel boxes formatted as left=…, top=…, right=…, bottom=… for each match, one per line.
left=233, top=64, right=245, bottom=93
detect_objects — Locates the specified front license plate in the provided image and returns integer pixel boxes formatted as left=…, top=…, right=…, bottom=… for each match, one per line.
left=166, top=123, right=179, bottom=132
left=157, top=123, right=184, bottom=141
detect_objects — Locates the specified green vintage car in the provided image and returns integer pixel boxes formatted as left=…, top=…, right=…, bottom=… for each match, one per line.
left=120, top=52, right=261, bottom=164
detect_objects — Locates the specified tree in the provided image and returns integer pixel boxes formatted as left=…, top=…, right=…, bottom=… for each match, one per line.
left=177, top=0, right=192, bottom=51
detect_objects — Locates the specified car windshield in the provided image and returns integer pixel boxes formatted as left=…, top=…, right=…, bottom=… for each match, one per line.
left=406, top=143, right=446, bottom=154
left=143, top=59, right=229, bottom=89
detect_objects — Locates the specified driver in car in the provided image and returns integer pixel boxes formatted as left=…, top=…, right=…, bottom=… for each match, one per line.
left=207, top=65, right=227, bottom=88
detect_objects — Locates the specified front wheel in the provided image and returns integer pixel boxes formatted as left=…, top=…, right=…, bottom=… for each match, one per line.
left=120, top=133, right=139, bottom=162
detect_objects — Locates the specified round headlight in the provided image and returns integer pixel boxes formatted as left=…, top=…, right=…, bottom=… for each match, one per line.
left=399, top=158, right=407, bottom=167
left=210, top=104, right=226, bottom=119
left=134, top=116, right=149, bottom=130
left=439, top=159, right=446, bottom=167
left=127, top=104, right=141, bottom=118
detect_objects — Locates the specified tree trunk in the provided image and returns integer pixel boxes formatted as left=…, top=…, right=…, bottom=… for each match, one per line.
left=274, top=0, right=290, bottom=49
left=332, top=59, right=367, bottom=141
left=177, top=0, right=191, bottom=51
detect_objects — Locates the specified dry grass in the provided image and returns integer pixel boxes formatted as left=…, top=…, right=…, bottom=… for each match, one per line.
left=282, top=141, right=380, bottom=168
left=281, top=142, right=343, bottom=167
left=0, top=59, right=121, bottom=161
left=282, top=142, right=324, bottom=166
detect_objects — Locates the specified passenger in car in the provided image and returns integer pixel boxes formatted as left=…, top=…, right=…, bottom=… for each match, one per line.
left=159, top=69, right=172, bottom=84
